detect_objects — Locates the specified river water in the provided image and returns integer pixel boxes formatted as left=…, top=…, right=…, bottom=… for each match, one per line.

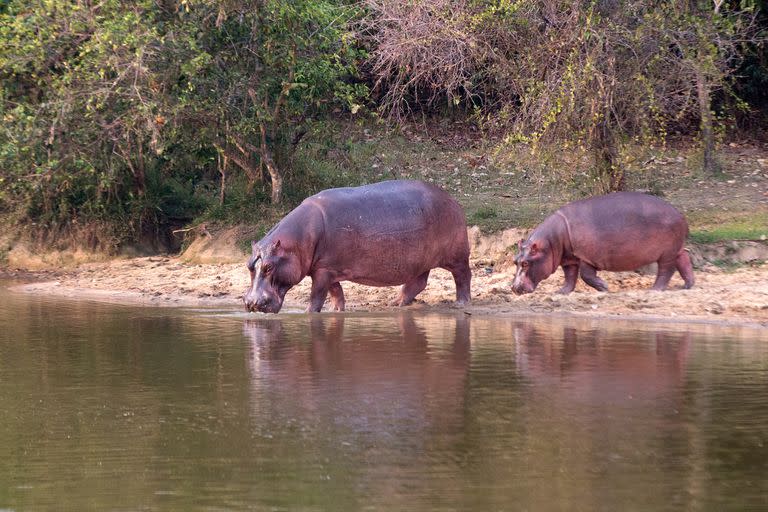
left=1, top=280, right=767, bottom=511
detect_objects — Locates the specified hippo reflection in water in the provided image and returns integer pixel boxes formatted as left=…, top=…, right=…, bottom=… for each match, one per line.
left=243, top=313, right=471, bottom=442
left=243, top=180, right=471, bottom=313
left=512, top=321, right=691, bottom=406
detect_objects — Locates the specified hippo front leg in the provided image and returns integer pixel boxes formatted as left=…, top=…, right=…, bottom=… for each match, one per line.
left=557, top=264, right=579, bottom=294
left=307, top=272, right=333, bottom=312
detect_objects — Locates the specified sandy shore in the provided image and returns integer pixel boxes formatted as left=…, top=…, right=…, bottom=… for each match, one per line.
left=8, top=254, right=768, bottom=327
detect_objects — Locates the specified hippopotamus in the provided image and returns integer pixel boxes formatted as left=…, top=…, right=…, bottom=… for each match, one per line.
left=511, top=192, right=695, bottom=294
left=244, top=180, right=471, bottom=313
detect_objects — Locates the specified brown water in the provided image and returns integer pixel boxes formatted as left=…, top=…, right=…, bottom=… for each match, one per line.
left=1, top=281, right=767, bottom=511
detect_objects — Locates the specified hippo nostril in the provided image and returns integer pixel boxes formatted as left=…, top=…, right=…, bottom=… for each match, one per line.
left=244, top=296, right=259, bottom=312
left=511, top=284, right=526, bottom=295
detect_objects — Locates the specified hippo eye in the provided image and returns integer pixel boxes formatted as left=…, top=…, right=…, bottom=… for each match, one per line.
left=520, top=261, right=529, bottom=269
left=247, top=255, right=260, bottom=273
left=262, top=263, right=274, bottom=275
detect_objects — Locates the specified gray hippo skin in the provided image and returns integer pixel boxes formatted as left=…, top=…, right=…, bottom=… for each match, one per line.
left=512, top=192, right=695, bottom=294
left=244, top=179, right=472, bottom=313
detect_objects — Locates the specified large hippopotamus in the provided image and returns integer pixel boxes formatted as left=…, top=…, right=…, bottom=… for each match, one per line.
left=512, top=192, right=695, bottom=294
left=244, top=180, right=471, bottom=313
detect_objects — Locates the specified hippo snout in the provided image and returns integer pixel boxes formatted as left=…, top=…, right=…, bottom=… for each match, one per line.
left=511, top=283, right=534, bottom=295
left=511, top=273, right=536, bottom=295
left=244, top=293, right=283, bottom=314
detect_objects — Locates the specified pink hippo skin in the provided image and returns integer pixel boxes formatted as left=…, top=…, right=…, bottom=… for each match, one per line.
left=244, top=180, right=471, bottom=313
left=512, top=192, right=695, bottom=294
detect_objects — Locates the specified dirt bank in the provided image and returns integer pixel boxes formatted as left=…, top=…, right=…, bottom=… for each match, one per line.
left=7, top=227, right=768, bottom=327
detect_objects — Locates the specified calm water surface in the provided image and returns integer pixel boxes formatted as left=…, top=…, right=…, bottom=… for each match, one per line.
left=1, top=280, right=767, bottom=511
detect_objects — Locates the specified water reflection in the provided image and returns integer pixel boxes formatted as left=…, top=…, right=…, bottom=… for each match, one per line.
left=1, top=282, right=767, bottom=511
left=243, top=313, right=471, bottom=456
left=513, top=322, right=690, bottom=404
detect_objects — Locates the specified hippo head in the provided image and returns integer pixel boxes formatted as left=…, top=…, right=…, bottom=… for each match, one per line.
left=244, top=239, right=302, bottom=313
left=511, top=238, right=556, bottom=295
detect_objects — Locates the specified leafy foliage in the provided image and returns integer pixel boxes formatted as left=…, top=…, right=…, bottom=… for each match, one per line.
left=0, top=0, right=366, bottom=246
left=0, top=0, right=766, bottom=250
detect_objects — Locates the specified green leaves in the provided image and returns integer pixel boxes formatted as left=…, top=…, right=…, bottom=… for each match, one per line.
left=0, top=0, right=368, bottom=236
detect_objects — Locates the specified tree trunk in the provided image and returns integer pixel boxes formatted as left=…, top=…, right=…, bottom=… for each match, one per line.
left=135, top=139, right=146, bottom=196
left=591, top=120, right=623, bottom=193
left=695, top=66, right=717, bottom=174
left=218, top=153, right=228, bottom=206
left=118, top=136, right=146, bottom=197
left=219, top=145, right=260, bottom=188
left=218, top=135, right=282, bottom=203
left=260, top=123, right=283, bottom=204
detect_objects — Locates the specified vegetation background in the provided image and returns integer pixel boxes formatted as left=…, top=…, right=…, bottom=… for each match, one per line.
left=1, top=0, right=767, bottom=258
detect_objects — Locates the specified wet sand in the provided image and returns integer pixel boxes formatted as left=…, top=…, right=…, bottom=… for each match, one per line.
left=9, top=255, right=768, bottom=327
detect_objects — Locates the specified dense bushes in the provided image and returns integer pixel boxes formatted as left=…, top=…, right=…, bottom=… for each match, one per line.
left=0, top=0, right=366, bottom=246
left=0, top=0, right=766, bottom=249
left=362, top=0, right=763, bottom=189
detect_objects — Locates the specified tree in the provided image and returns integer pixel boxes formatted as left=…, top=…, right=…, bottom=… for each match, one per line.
left=173, top=0, right=366, bottom=204
left=641, top=0, right=761, bottom=175
left=0, top=0, right=366, bottom=245
left=0, top=0, right=172, bottom=233
left=360, top=0, right=763, bottom=191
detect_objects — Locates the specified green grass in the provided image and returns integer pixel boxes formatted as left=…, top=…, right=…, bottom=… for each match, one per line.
left=689, top=218, right=768, bottom=244
left=469, top=205, right=498, bottom=223
left=709, top=258, right=766, bottom=271
left=236, top=225, right=271, bottom=253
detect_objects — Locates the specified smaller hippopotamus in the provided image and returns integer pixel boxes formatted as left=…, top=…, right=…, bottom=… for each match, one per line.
left=512, top=192, right=695, bottom=294
left=244, top=180, right=471, bottom=313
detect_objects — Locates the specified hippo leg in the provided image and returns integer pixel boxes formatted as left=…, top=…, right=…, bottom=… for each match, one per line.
left=444, top=260, right=471, bottom=304
left=579, top=262, right=609, bottom=292
left=557, top=264, right=579, bottom=294
left=395, top=270, right=431, bottom=306
left=651, top=258, right=678, bottom=291
left=676, top=250, right=695, bottom=289
left=307, top=273, right=333, bottom=312
left=329, top=282, right=346, bottom=312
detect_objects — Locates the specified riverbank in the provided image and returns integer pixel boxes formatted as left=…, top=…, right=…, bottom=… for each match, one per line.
left=6, top=235, right=768, bottom=327
left=3, top=135, right=768, bottom=327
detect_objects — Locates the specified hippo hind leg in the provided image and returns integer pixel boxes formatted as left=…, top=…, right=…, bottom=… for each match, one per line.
left=329, top=282, right=346, bottom=311
left=651, top=256, right=678, bottom=291
left=676, top=249, right=695, bottom=289
left=444, top=259, right=471, bottom=305
left=395, top=270, right=431, bottom=306
left=579, top=262, right=609, bottom=292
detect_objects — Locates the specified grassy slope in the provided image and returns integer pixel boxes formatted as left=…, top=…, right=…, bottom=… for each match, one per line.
left=255, top=119, right=768, bottom=246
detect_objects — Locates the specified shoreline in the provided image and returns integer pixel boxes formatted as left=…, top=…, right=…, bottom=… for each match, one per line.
left=4, top=255, right=768, bottom=329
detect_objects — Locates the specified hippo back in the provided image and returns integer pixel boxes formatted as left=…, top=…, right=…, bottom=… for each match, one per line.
left=304, top=180, right=468, bottom=285
left=559, top=192, right=688, bottom=271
